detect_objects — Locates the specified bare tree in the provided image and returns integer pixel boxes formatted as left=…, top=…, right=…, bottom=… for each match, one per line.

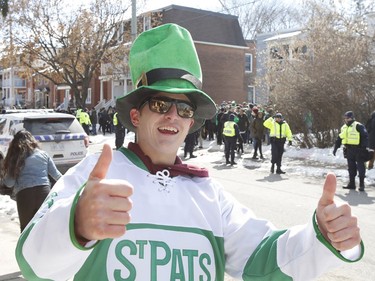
left=264, top=0, right=375, bottom=147
left=9, top=0, right=131, bottom=107
left=218, top=0, right=301, bottom=39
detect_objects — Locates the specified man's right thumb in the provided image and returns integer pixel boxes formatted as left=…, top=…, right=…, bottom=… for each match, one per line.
left=89, top=144, right=113, bottom=180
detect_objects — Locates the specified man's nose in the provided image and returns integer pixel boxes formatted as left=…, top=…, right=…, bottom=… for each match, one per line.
left=164, top=104, right=179, bottom=119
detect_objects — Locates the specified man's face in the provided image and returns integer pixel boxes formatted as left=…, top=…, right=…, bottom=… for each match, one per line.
left=344, top=117, right=352, bottom=124
left=130, top=92, right=195, bottom=163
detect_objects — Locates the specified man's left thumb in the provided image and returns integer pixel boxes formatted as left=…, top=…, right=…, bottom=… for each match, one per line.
left=319, top=172, right=337, bottom=207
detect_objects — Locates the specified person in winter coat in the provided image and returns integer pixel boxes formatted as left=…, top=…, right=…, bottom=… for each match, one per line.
left=98, top=107, right=111, bottom=135
left=236, top=108, right=249, bottom=154
left=1, top=131, right=61, bottom=232
left=183, top=131, right=198, bottom=159
left=15, top=23, right=363, bottom=281
left=216, top=107, right=225, bottom=145
left=367, top=111, right=375, bottom=169
left=89, top=107, right=98, bottom=135
left=263, top=112, right=293, bottom=174
left=251, top=110, right=265, bottom=159
left=333, top=111, right=369, bottom=191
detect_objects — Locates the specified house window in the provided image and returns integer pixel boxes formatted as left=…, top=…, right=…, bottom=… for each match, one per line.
left=65, top=89, right=70, bottom=100
left=245, top=53, right=252, bottom=72
left=85, top=88, right=92, bottom=104
left=247, top=85, right=255, bottom=103
left=144, top=16, right=151, bottom=31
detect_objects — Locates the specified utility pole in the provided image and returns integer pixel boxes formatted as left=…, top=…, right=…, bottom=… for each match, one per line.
left=131, top=0, right=137, bottom=42
left=9, top=0, right=14, bottom=108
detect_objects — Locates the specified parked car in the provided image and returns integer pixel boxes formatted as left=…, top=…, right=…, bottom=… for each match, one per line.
left=0, top=109, right=89, bottom=174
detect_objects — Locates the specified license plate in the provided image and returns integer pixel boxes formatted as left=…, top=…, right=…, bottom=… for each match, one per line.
left=51, top=143, right=64, bottom=151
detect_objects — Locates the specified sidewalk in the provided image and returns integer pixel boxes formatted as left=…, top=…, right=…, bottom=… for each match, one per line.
left=0, top=214, right=25, bottom=281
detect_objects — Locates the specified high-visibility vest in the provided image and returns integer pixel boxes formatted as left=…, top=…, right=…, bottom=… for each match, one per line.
left=113, top=112, right=119, bottom=126
left=223, top=121, right=236, bottom=137
left=80, top=112, right=91, bottom=125
left=339, top=121, right=360, bottom=145
left=76, top=108, right=82, bottom=119
left=263, top=117, right=292, bottom=140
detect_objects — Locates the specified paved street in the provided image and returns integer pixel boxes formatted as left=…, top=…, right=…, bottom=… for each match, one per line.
left=188, top=154, right=375, bottom=281
left=1, top=138, right=374, bottom=280
left=0, top=214, right=23, bottom=281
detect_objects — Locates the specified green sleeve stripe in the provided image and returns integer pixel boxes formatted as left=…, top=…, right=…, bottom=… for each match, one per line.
left=15, top=194, right=57, bottom=281
left=16, top=226, right=53, bottom=281
left=242, top=230, right=292, bottom=281
left=118, top=147, right=149, bottom=172
left=15, top=185, right=95, bottom=281
left=312, top=211, right=364, bottom=262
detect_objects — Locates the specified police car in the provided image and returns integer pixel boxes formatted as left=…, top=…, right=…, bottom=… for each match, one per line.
left=0, top=109, right=89, bottom=173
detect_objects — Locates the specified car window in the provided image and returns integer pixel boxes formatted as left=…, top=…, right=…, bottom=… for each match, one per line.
left=0, top=118, right=6, bottom=134
left=23, top=118, right=85, bottom=135
left=9, top=120, right=23, bottom=135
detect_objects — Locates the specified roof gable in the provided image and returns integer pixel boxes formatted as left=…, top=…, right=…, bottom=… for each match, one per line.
left=155, top=5, right=246, bottom=47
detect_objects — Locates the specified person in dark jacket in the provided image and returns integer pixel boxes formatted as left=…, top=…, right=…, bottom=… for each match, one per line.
left=90, top=107, right=98, bottom=135
left=98, top=108, right=110, bottom=136
left=216, top=107, right=225, bottom=145
left=184, top=131, right=197, bottom=159
left=251, top=110, right=265, bottom=159
left=333, top=111, right=369, bottom=191
left=366, top=111, right=375, bottom=169
left=236, top=108, right=249, bottom=154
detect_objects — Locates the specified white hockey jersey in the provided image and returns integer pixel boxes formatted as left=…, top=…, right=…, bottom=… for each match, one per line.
left=16, top=148, right=363, bottom=281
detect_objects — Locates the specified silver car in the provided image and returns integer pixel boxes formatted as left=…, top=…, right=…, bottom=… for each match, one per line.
left=0, top=109, right=89, bottom=174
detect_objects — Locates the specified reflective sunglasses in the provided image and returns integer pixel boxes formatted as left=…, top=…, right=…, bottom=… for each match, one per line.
left=139, top=96, right=196, bottom=118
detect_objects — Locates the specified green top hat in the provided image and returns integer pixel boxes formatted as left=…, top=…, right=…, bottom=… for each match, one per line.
left=116, top=23, right=216, bottom=133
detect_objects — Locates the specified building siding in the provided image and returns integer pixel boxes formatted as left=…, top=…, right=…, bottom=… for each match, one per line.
left=197, top=43, right=247, bottom=104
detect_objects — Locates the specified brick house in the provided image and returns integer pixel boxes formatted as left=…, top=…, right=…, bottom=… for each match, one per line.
left=99, top=5, right=249, bottom=109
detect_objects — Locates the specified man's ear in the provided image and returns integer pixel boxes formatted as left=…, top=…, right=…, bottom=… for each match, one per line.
left=130, top=108, right=140, bottom=127
left=189, top=118, right=195, bottom=129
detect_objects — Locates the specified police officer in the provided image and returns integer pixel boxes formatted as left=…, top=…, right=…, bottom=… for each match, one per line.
left=223, top=114, right=241, bottom=165
left=113, top=109, right=126, bottom=149
left=263, top=112, right=293, bottom=174
left=333, top=111, right=369, bottom=191
left=79, top=108, right=91, bottom=135
left=75, top=106, right=83, bottom=120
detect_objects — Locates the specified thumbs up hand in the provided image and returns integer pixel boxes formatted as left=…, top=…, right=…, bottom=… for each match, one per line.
left=316, top=173, right=361, bottom=251
left=74, top=144, right=133, bottom=243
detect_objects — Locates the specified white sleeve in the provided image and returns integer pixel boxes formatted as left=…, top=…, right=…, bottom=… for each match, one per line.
left=16, top=155, right=99, bottom=281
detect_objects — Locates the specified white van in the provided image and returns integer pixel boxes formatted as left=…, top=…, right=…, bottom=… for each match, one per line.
left=0, top=109, right=89, bottom=173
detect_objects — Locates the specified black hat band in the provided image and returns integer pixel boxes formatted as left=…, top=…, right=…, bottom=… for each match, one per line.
left=136, top=68, right=202, bottom=90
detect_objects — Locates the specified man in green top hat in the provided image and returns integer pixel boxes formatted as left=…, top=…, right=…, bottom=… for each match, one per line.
left=116, top=23, right=216, bottom=134
left=16, top=23, right=363, bottom=281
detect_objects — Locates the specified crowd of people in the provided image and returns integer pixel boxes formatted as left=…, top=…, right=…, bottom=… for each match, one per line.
left=184, top=100, right=294, bottom=173
left=185, top=101, right=374, bottom=183
left=67, top=105, right=127, bottom=149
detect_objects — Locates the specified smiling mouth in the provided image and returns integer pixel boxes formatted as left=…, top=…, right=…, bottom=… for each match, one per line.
left=158, top=126, right=179, bottom=134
